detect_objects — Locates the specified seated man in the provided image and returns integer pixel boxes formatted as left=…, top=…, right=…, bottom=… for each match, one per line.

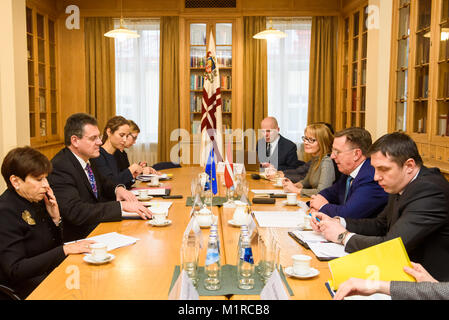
left=48, top=113, right=152, bottom=242
left=256, top=116, right=303, bottom=171
left=309, top=127, right=388, bottom=219
left=312, top=132, right=449, bottom=281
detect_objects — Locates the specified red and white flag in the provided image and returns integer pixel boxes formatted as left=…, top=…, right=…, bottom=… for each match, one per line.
left=224, top=141, right=235, bottom=189
left=200, top=32, right=223, bottom=167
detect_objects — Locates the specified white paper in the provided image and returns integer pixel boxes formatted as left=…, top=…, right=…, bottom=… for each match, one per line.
left=260, top=269, right=290, bottom=300
left=251, top=189, right=285, bottom=195
left=307, top=242, right=349, bottom=258
left=80, top=232, right=139, bottom=251
left=168, top=270, right=199, bottom=300
left=131, top=188, right=167, bottom=196
left=291, top=230, right=327, bottom=243
left=122, top=201, right=173, bottom=218
left=253, top=211, right=304, bottom=228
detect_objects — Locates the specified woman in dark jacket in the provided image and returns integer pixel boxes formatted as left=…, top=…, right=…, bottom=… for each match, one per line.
left=0, top=147, right=92, bottom=299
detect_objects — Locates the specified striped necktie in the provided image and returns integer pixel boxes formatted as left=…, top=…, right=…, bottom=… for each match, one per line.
left=266, top=142, right=271, bottom=157
left=343, top=176, right=353, bottom=204
left=85, top=163, right=98, bottom=198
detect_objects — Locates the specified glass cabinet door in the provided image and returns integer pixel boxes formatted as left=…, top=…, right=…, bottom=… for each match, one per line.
left=437, top=0, right=449, bottom=136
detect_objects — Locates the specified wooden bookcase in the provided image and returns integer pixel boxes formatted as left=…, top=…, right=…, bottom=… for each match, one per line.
left=337, top=2, right=368, bottom=130
left=389, top=0, right=449, bottom=177
left=26, top=3, right=61, bottom=152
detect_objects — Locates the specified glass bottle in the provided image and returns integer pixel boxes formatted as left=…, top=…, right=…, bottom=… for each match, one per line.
left=204, top=233, right=221, bottom=291
left=238, top=234, right=255, bottom=290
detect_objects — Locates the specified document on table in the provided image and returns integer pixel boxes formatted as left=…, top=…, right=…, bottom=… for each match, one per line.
left=307, top=242, right=349, bottom=259
left=67, top=232, right=139, bottom=251
left=253, top=211, right=304, bottom=228
left=251, top=189, right=286, bottom=195
left=290, top=230, right=327, bottom=243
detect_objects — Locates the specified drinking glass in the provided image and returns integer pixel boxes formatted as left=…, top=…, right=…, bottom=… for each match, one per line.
left=180, top=235, right=200, bottom=287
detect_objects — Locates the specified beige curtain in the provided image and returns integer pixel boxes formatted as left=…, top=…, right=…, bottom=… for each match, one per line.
left=84, top=17, right=116, bottom=132
left=307, top=16, right=338, bottom=127
left=157, top=16, right=181, bottom=163
left=243, top=16, right=268, bottom=134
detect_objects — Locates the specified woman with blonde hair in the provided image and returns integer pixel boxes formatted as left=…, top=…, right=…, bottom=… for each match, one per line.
left=282, top=123, right=335, bottom=197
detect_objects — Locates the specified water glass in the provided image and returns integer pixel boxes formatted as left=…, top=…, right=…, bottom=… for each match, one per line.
left=180, top=235, right=200, bottom=287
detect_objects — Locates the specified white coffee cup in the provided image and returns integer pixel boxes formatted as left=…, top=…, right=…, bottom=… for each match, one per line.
left=138, top=189, right=148, bottom=199
left=90, top=242, right=108, bottom=261
left=303, top=214, right=312, bottom=229
left=151, top=207, right=168, bottom=223
left=292, top=254, right=312, bottom=276
left=150, top=176, right=159, bottom=186
left=275, top=177, right=283, bottom=186
left=286, top=193, right=297, bottom=205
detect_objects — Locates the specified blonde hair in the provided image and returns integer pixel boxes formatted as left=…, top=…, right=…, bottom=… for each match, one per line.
left=304, top=123, right=334, bottom=172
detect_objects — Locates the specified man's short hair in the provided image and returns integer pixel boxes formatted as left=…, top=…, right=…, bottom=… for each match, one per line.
left=334, top=127, right=372, bottom=156
left=64, top=113, right=98, bottom=146
left=368, top=132, right=423, bottom=167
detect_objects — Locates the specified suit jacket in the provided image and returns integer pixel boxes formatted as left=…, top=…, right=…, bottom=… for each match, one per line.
left=91, top=147, right=134, bottom=189
left=48, top=148, right=122, bottom=242
left=114, top=149, right=130, bottom=171
left=345, top=167, right=449, bottom=281
left=390, top=281, right=449, bottom=300
left=256, top=135, right=303, bottom=171
left=318, top=158, right=388, bottom=218
left=282, top=161, right=311, bottom=183
left=0, top=189, right=65, bottom=299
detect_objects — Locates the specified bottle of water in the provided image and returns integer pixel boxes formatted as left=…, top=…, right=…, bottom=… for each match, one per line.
left=204, top=233, right=221, bottom=290
left=238, top=234, right=255, bottom=290
left=236, top=225, right=249, bottom=265
left=210, top=224, right=220, bottom=254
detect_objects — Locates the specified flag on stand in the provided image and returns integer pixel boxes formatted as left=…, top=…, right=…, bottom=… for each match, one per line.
left=205, top=147, right=218, bottom=195
left=224, top=141, right=235, bottom=189
left=200, top=31, right=223, bottom=167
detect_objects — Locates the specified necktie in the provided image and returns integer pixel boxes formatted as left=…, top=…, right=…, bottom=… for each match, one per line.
left=343, top=176, right=353, bottom=204
left=85, top=163, right=98, bottom=198
left=266, top=142, right=271, bottom=157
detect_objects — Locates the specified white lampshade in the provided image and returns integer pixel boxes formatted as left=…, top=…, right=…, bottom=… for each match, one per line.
left=253, top=27, right=287, bottom=40
left=104, top=26, right=140, bottom=40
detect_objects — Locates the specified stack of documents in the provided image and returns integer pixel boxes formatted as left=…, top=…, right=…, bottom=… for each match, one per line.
left=122, top=201, right=173, bottom=218
left=251, top=189, right=285, bottom=195
left=69, top=232, right=139, bottom=251
left=289, top=230, right=348, bottom=260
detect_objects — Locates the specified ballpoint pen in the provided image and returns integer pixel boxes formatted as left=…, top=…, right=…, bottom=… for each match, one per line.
left=309, top=212, right=320, bottom=223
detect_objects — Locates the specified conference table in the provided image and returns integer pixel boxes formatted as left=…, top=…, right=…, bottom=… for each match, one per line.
left=27, top=166, right=333, bottom=300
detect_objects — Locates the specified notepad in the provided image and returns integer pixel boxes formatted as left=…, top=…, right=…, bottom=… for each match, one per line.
left=327, top=237, right=415, bottom=291
left=253, top=211, right=304, bottom=228
left=251, top=189, right=286, bottom=195
left=307, top=242, right=348, bottom=260
left=69, top=232, right=139, bottom=251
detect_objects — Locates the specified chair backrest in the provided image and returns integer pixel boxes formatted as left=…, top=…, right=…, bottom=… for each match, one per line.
left=0, top=285, right=20, bottom=300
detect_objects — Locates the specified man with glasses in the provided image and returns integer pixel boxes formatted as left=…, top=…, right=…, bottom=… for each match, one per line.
left=48, top=113, right=152, bottom=242
left=256, top=117, right=303, bottom=171
left=309, top=127, right=388, bottom=219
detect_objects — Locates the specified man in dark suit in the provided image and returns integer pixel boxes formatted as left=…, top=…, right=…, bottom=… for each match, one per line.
left=48, top=113, right=152, bottom=242
left=256, top=116, right=303, bottom=171
left=312, top=132, right=449, bottom=281
left=310, top=127, right=388, bottom=219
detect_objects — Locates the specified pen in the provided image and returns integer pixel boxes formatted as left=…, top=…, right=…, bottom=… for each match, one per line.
left=309, top=213, right=320, bottom=222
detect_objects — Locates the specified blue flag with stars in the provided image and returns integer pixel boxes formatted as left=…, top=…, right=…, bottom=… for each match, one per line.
left=205, top=147, right=218, bottom=195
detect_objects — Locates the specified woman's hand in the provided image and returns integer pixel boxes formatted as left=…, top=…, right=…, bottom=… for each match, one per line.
left=43, top=186, right=61, bottom=225
left=404, top=262, right=438, bottom=283
left=282, top=178, right=301, bottom=194
left=129, top=163, right=143, bottom=178
left=63, top=240, right=96, bottom=255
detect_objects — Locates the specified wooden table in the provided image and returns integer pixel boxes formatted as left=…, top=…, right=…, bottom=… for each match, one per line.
left=27, top=167, right=332, bottom=300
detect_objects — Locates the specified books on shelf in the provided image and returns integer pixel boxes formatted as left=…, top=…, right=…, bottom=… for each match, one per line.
left=191, top=121, right=201, bottom=135
left=220, top=75, right=231, bottom=90
left=190, top=55, right=205, bottom=68
left=190, top=75, right=205, bottom=90
left=222, top=98, right=231, bottom=112
left=190, top=94, right=203, bottom=113
left=216, top=56, right=232, bottom=68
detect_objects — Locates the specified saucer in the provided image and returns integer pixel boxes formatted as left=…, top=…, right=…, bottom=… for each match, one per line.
left=273, top=183, right=283, bottom=188
left=198, top=224, right=211, bottom=229
left=228, top=219, right=246, bottom=227
left=284, top=266, right=319, bottom=279
left=83, top=253, right=115, bottom=265
left=138, top=196, right=153, bottom=201
left=148, top=219, right=172, bottom=227
left=147, top=183, right=162, bottom=187
left=282, top=200, right=298, bottom=206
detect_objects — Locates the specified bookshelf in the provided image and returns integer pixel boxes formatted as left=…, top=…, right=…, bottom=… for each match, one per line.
left=26, top=5, right=60, bottom=146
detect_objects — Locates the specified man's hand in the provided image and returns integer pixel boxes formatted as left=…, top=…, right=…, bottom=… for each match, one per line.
left=309, top=194, right=329, bottom=211
left=333, top=278, right=391, bottom=300
left=121, top=201, right=153, bottom=220
left=116, top=187, right=137, bottom=202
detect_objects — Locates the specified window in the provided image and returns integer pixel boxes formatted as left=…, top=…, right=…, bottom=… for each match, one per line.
left=267, top=18, right=312, bottom=144
left=114, top=19, right=160, bottom=143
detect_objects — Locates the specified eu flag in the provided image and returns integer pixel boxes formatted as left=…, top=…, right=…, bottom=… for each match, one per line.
left=205, top=148, right=218, bottom=195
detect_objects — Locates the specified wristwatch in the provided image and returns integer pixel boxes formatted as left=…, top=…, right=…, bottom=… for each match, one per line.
left=337, top=230, right=349, bottom=245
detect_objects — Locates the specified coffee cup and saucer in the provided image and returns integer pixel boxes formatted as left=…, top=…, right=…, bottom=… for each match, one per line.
left=284, top=254, right=319, bottom=279
left=137, top=190, right=153, bottom=201
left=147, top=176, right=161, bottom=187
left=273, top=177, right=284, bottom=188
left=282, top=193, right=298, bottom=206
left=83, top=242, right=115, bottom=265
left=148, top=207, right=171, bottom=227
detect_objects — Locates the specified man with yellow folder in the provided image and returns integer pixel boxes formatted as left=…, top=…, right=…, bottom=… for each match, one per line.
left=311, top=132, right=449, bottom=282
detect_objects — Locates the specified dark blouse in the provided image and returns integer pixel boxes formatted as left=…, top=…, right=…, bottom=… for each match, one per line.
left=91, top=147, right=134, bottom=189
left=114, top=149, right=130, bottom=172
left=0, top=189, right=65, bottom=299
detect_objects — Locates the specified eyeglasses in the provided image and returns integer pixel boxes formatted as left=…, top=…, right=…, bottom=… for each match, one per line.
left=331, top=148, right=356, bottom=156
left=301, top=136, right=317, bottom=144
left=83, top=135, right=101, bottom=142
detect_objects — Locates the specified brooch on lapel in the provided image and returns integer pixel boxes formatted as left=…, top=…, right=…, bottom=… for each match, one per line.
left=22, top=210, right=36, bottom=225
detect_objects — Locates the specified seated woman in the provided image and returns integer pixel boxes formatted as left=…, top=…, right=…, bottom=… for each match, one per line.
left=91, top=116, right=144, bottom=189
left=282, top=123, right=335, bottom=197
left=114, top=120, right=157, bottom=175
left=0, top=147, right=92, bottom=299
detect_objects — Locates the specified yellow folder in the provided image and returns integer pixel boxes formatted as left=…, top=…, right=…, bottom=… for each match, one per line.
left=328, top=237, right=416, bottom=290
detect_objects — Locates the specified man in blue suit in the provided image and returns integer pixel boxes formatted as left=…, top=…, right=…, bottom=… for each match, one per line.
left=309, top=127, right=388, bottom=219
